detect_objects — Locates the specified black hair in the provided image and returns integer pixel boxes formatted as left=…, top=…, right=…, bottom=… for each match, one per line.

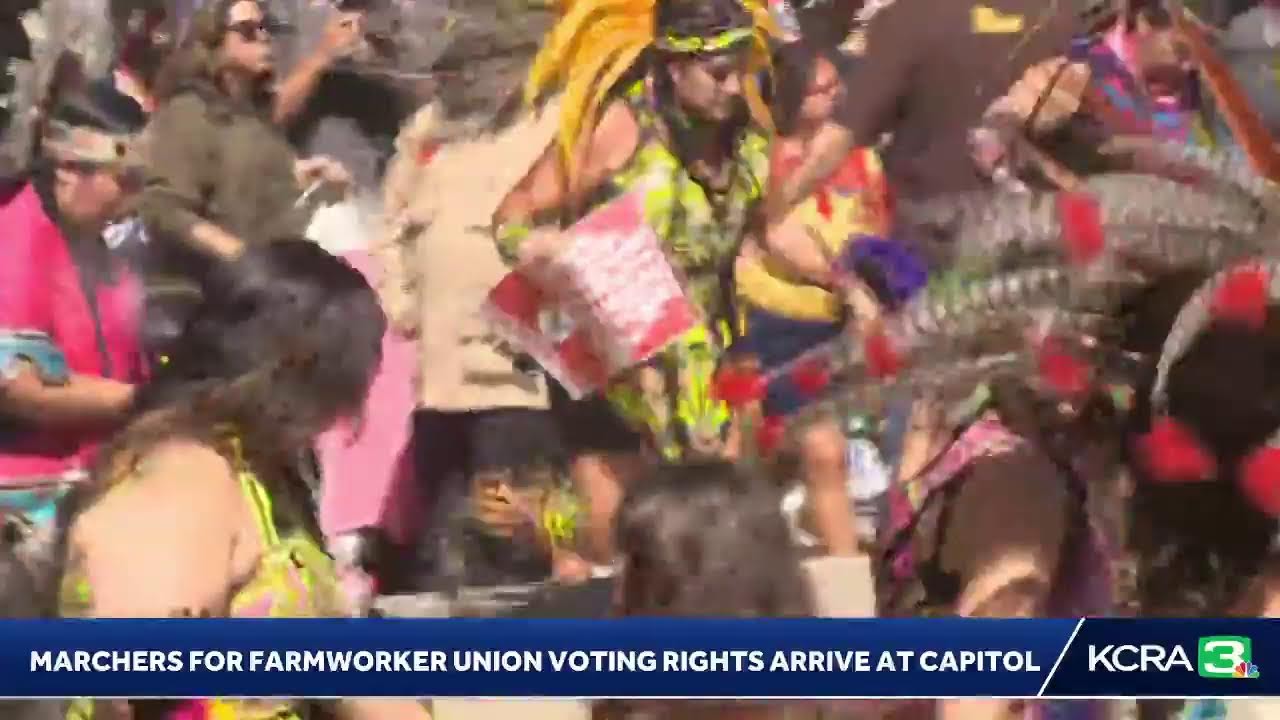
left=72, top=239, right=385, bottom=542
left=615, top=461, right=814, bottom=617
left=770, top=41, right=818, bottom=137
left=129, top=238, right=385, bottom=451
left=1118, top=270, right=1280, bottom=616
left=606, top=462, right=811, bottom=719
left=51, top=81, right=148, bottom=135
left=769, top=40, right=850, bottom=138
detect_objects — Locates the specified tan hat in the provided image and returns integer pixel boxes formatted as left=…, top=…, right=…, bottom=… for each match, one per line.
left=41, top=117, right=142, bottom=169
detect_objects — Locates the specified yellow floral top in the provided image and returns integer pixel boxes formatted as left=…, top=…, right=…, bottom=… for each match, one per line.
left=737, top=146, right=890, bottom=323
left=61, top=440, right=345, bottom=720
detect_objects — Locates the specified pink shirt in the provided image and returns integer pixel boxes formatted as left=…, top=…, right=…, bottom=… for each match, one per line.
left=315, top=250, right=420, bottom=545
left=0, top=185, right=146, bottom=486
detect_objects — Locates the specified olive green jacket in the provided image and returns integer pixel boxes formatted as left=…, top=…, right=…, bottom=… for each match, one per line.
left=140, top=82, right=309, bottom=252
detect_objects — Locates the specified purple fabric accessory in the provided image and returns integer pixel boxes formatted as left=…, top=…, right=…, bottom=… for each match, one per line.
left=840, top=235, right=929, bottom=307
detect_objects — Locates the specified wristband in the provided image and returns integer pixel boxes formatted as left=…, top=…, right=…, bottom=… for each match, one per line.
left=494, top=221, right=532, bottom=266
left=0, top=331, right=69, bottom=385
left=540, top=487, right=580, bottom=549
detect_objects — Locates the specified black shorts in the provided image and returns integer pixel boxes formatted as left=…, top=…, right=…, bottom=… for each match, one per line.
left=547, top=381, right=646, bottom=456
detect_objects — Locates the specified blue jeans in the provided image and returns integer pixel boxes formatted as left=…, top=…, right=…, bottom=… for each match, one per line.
left=737, top=308, right=843, bottom=416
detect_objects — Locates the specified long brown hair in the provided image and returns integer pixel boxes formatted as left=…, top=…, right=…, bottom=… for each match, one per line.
left=152, top=0, right=270, bottom=107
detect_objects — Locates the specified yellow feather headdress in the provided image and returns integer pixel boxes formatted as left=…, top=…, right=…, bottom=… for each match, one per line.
left=525, top=0, right=777, bottom=189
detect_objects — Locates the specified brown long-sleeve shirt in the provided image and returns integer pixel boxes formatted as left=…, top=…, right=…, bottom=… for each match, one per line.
left=836, top=0, right=1081, bottom=200
left=139, top=83, right=309, bottom=254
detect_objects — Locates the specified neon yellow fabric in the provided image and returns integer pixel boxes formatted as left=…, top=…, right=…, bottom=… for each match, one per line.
left=655, top=27, right=755, bottom=53
left=582, top=81, right=768, bottom=459
left=611, top=80, right=770, bottom=322
left=61, top=438, right=343, bottom=720
left=736, top=148, right=890, bottom=322
left=523, top=0, right=777, bottom=188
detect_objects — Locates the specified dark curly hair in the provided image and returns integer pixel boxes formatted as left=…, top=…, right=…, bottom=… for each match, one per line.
left=614, top=461, right=813, bottom=617
left=1119, top=269, right=1280, bottom=617
left=129, top=238, right=382, bottom=457
left=602, top=461, right=812, bottom=719
left=65, top=239, right=385, bottom=545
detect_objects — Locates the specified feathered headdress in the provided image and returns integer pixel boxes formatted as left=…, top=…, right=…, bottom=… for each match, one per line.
left=723, top=143, right=1280, bottom=461
left=524, top=0, right=777, bottom=188
left=1133, top=260, right=1280, bottom=515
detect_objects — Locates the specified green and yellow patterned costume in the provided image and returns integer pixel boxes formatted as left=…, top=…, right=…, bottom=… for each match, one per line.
left=497, top=0, right=777, bottom=460
left=61, top=436, right=345, bottom=720
left=602, top=81, right=770, bottom=459
left=499, top=80, right=770, bottom=459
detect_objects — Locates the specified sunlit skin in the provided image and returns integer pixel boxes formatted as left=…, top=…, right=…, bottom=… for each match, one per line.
left=494, top=47, right=759, bottom=566
left=745, top=54, right=861, bottom=557
left=667, top=52, right=749, bottom=123
left=52, top=160, right=133, bottom=235
left=220, top=0, right=274, bottom=81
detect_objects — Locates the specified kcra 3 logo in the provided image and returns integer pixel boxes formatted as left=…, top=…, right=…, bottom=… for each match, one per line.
left=1087, top=636, right=1259, bottom=678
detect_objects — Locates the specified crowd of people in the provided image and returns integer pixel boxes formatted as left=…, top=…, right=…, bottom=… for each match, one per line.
left=5, top=0, right=1280, bottom=718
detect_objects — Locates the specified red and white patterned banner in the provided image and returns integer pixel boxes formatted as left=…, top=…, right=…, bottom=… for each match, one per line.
left=483, top=192, right=698, bottom=399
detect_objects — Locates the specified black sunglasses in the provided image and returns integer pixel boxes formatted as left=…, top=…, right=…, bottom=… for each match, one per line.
left=226, top=19, right=273, bottom=42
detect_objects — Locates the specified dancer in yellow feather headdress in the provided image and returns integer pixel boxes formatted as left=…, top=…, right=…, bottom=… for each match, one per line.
left=522, top=0, right=776, bottom=189
left=491, top=0, right=779, bottom=552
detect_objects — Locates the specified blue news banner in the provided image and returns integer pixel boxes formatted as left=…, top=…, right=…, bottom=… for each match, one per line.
left=0, top=618, right=1278, bottom=698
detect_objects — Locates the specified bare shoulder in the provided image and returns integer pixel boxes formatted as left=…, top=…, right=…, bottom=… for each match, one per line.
left=73, top=439, right=241, bottom=544
left=583, top=99, right=641, bottom=175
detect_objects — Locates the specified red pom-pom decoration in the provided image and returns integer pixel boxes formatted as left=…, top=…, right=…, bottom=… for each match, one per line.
left=1211, top=267, right=1269, bottom=331
left=864, top=329, right=902, bottom=379
left=790, top=356, right=832, bottom=397
left=1036, top=338, right=1092, bottom=398
left=711, top=366, right=767, bottom=407
left=1239, top=445, right=1280, bottom=518
left=755, top=415, right=785, bottom=457
left=1135, top=417, right=1216, bottom=483
left=1057, top=192, right=1105, bottom=266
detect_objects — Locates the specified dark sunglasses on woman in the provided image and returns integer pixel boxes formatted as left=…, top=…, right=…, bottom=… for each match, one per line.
left=226, top=18, right=274, bottom=42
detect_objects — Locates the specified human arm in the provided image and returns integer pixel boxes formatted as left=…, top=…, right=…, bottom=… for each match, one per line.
left=294, top=155, right=352, bottom=197
left=0, top=361, right=132, bottom=428
left=0, top=243, right=135, bottom=426
left=758, top=216, right=843, bottom=287
left=273, top=11, right=364, bottom=127
left=762, top=0, right=918, bottom=224
left=491, top=99, right=640, bottom=270
left=938, top=446, right=1069, bottom=720
left=138, top=95, right=246, bottom=260
left=68, top=440, right=245, bottom=617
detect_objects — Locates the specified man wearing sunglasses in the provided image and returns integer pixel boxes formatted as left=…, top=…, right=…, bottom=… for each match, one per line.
left=0, top=87, right=148, bottom=576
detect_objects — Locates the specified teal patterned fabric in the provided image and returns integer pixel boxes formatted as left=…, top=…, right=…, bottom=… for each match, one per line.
left=1179, top=699, right=1228, bottom=720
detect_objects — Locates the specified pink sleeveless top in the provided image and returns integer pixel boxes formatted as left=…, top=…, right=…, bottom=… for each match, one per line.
left=0, top=184, right=146, bottom=486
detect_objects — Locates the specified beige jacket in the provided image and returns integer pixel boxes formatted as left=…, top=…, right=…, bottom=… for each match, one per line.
left=375, top=100, right=561, bottom=412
